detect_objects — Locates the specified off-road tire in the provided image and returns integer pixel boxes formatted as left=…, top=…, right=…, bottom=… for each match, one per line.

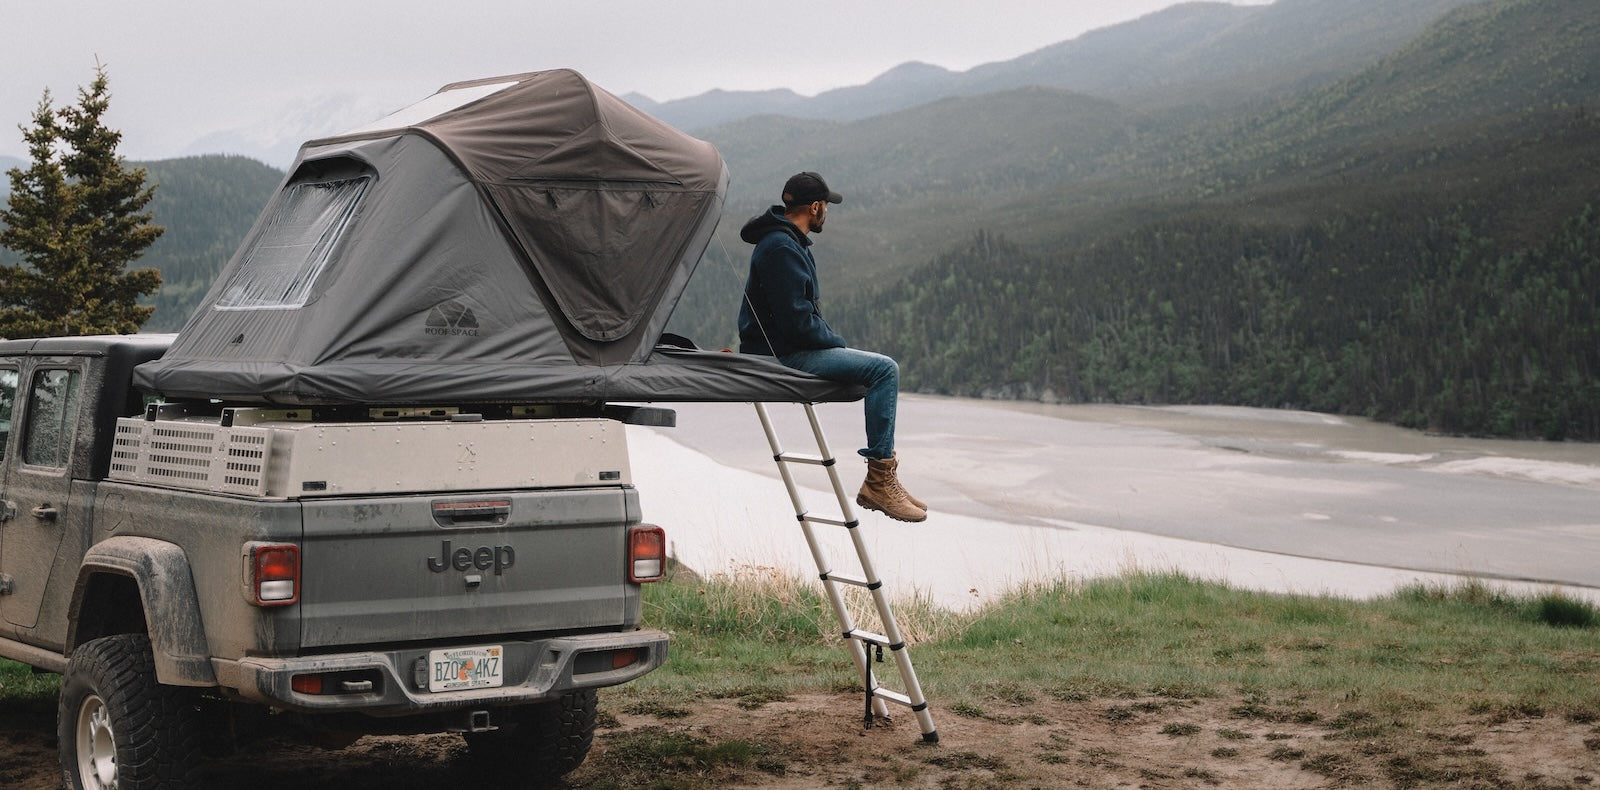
left=57, top=633, right=206, bottom=790
left=463, top=689, right=598, bottom=782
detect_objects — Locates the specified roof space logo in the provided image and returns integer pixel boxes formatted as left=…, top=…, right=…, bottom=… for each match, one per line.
left=426, top=300, right=481, bottom=337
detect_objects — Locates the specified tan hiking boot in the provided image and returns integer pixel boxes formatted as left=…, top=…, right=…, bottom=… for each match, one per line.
left=857, top=454, right=927, bottom=522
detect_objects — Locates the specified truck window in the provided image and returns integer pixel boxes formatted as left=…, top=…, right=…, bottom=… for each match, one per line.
left=214, top=175, right=371, bottom=310
left=0, top=367, right=16, bottom=460
left=23, top=368, right=81, bottom=467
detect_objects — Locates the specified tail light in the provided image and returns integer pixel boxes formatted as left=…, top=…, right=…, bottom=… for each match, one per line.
left=628, top=526, right=665, bottom=583
left=250, top=544, right=300, bottom=606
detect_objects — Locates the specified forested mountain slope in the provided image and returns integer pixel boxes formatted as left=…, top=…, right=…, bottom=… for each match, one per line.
left=799, top=0, right=1600, bottom=440
left=137, top=155, right=283, bottom=331
left=693, top=0, right=1598, bottom=288
left=1163, top=0, right=1600, bottom=190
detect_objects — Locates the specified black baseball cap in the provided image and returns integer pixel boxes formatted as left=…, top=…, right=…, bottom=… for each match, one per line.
left=782, top=171, right=843, bottom=207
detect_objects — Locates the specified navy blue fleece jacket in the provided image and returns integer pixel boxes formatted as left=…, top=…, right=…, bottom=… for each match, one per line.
left=737, top=206, right=847, bottom=356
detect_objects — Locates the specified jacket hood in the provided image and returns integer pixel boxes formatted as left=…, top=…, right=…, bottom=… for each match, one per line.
left=740, top=205, right=809, bottom=246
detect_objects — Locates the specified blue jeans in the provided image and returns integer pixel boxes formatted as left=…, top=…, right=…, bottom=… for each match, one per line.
left=778, top=347, right=899, bottom=460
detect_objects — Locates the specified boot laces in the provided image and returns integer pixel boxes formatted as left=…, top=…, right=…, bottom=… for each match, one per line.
left=871, top=462, right=913, bottom=505
left=884, top=473, right=912, bottom=502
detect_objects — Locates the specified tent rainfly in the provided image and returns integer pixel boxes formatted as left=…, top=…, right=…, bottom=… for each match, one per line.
left=134, top=69, right=860, bottom=405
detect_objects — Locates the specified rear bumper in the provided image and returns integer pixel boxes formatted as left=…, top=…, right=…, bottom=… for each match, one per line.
left=215, top=629, right=668, bottom=716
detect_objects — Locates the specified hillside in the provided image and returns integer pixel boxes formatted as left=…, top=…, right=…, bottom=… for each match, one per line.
left=1162, top=0, right=1600, bottom=189
left=712, top=86, right=1141, bottom=213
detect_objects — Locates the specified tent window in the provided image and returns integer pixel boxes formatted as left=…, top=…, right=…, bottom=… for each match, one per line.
left=216, top=176, right=371, bottom=309
left=336, top=80, right=519, bottom=137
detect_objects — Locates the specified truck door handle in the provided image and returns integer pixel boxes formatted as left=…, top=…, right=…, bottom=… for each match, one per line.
left=31, top=504, right=58, bottom=521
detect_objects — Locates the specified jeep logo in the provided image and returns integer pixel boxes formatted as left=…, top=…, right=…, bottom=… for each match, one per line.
left=427, top=540, right=515, bottom=575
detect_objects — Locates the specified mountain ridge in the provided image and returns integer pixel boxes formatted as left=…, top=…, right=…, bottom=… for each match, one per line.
left=644, top=0, right=1483, bottom=132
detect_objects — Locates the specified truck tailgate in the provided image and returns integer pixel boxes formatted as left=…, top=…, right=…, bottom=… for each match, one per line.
left=298, top=487, right=635, bottom=649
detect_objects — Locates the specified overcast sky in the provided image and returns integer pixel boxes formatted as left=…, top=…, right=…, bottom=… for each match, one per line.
left=6, top=0, right=1272, bottom=162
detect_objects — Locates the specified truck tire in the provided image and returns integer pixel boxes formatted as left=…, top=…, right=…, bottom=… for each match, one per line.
left=58, top=633, right=206, bottom=790
left=464, top=688, right=598, bottom=781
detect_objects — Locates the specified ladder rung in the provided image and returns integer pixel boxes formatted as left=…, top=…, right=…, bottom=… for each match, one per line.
left=845, top=628, right=899, bottom=649
left=873, top=688, right=915, bottom=708
left=802, top=514, right=858, bottom=529
left=775, top=452, right=833, bottom=466
left=822, top=571, right=879, bottom=590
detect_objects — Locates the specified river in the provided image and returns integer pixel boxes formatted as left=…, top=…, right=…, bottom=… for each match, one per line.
left=627, top=395, right=1600, bottom=609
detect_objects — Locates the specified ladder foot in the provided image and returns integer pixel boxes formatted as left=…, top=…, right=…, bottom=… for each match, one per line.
left=921, top=730, right=940, bottom=744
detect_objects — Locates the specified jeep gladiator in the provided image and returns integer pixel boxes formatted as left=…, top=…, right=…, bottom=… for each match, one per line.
left=0, top=333, right=671, bottom=787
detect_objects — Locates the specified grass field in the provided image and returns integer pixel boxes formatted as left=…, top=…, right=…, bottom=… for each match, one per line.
left=633, top=564, right=1600, bottom=716
left=3, top=567, right=1597, bottom=787
left=593, top=565, right=1600, bottom=787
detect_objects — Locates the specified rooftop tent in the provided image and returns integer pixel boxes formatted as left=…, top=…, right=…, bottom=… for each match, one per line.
left=134, top=69, right=859, bottom=405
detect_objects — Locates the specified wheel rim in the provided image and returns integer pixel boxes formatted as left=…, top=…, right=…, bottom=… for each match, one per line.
left=75, top=692, right=118, bottom=790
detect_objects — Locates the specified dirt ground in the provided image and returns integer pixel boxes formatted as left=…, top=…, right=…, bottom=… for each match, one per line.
left=4, top=691, right=1598, bottom=789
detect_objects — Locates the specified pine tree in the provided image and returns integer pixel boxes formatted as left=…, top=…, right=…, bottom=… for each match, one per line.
left=0, top=64, right=163, bottom=337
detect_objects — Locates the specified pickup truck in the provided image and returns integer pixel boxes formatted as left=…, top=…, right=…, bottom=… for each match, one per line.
left=0, top=333, right=672, bottom=788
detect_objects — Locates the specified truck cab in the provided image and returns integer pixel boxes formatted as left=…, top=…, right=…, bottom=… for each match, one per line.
left=0, top=334, right=165, bottom=646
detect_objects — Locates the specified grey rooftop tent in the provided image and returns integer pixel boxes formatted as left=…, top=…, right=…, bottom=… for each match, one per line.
left=134, top=70, right=858, bottom=405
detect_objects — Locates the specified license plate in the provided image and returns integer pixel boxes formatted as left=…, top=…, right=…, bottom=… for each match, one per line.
left=428, top=645, right=504, bottom=692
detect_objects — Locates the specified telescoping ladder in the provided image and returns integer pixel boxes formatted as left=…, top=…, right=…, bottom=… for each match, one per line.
left=753, top=402, right=939, bottom=743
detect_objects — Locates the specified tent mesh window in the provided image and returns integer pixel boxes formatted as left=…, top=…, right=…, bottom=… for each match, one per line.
left=216, top=176, right=371, bottom=310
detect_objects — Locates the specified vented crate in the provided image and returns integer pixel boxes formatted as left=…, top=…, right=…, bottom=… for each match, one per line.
left=109, top=418, right=274, bottom=497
